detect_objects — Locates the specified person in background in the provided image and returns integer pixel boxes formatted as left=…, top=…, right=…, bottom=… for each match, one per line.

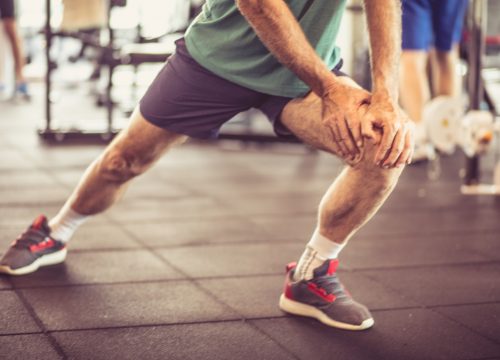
left=399, top=0, right=468, bottom=161
left=0, top=0, right=30, bottom=99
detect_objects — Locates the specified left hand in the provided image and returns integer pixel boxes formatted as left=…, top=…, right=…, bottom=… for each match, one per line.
left=361, top=93, right=415, bottom=168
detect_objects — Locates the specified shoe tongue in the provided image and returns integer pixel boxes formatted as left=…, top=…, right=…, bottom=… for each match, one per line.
left=31, top=215, right=49, bottom=232
left=313, top=259, right=339, bottom=277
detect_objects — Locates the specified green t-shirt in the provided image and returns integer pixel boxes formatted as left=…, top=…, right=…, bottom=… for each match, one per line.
left=185, top=0, right=347, bottom=98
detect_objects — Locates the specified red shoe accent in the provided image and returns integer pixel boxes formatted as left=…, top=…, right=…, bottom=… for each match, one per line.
left=32, top=215, right=47, bottom=230
left=29, top=238, right=55, bottom=253
left=307, top=282, right=336, bottom=303
left=286, top=262, right=297, bottom=272
left=284, top=282, right=294, bottom=300
left=327, top=259, right=339, bottom=275
left=283, top=264, right=296, bottom=300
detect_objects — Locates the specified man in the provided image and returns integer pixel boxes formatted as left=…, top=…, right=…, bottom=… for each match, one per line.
left=0, top=0, right=413, bottom=330
left=0, top=0, right=29, bottom=98
left=399, top=0, right=468, bottom=160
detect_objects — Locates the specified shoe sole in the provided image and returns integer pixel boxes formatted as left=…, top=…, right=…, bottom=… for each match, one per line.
left=279, top=294, right=374, bottom=331
left=0, top=248, right=67, bottom=276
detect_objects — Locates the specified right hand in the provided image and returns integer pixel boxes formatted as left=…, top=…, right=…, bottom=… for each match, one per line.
left=320, top=81, right=371, bottom=160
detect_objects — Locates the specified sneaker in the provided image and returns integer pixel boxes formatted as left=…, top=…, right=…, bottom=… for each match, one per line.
left=15, top=82, right=31, bottom=101
left=0, top=215, right=66, bottom=275
left=279, top=259, right=374, bottom=330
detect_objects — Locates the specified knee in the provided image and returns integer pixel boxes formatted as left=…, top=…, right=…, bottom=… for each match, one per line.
left=98, top=149, right=148, bottom=183
left=349, top=145, right=404, bottom=194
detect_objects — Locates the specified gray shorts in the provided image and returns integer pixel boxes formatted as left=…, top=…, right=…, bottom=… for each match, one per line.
left=139, top=38, right=345, bottom=139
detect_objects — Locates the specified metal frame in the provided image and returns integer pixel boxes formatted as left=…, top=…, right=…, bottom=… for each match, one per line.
left=460, top=0, right=500, bottom=195
left=39, top=0, right=117, bottom=143
left=463, top=0, right=486, bottom=186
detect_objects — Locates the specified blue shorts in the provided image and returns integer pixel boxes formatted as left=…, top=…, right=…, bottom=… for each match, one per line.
left=139, top=38, right=346, bottom=139
left=402, top=0, right=469, bottom=51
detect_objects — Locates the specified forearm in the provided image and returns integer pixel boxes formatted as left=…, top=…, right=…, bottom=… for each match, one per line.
left=363, top=0, right=402, bottom=101
left=236, top=0, right=337, bottom=96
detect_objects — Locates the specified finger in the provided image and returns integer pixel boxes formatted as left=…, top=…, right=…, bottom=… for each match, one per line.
left=394, top=128, right=413, bottom=166
left=395, top=131, right=413, bottom=167
left=324, top=116, right=346, bottom=158
left=348, top=115, right=363, bottom=150
left=327, top=116, right=350, bottom=158
left=376, top=123, right=398, bottom=166
left=334, top=121, right=352, bottom=158
left=383, top=127, right=405, bottom=168
left=361, top=115, right=378, bottom=143
left=329, top=139, right=345, bottom=158
left=337, top=115, right=358, bottom=158
left=406, top=122, right=416, bottom=164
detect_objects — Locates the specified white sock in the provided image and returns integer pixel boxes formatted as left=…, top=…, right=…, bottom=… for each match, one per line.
left=48, top=204, right=90, bottom=243
left=293, top=229, right=345, bottom=281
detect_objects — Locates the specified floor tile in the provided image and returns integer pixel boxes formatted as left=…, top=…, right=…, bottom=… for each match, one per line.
left=0, top=334, right=61, bottom=360
left=0, top=188, right=70, bottom=206
left=11, top=250, right=184, bottom=287
left=68, top=224, right=141, bottom=251
left=0, top=277, right=12, bottom=289
left=340, top=233, right=489, bottom=270
left=252, top=308, right=500, bottom=360
left=247, top=215, right=317, bottom=242
left=22, top=281, right=239, bottom=330
left=124, top=217, right=271, bottom=248
left=357, top=208, right=500, bottom=237
left=107, top=196, right=235, bottom=223
left=156, top=243, right=303, bottom=278
left=54, top=322, right=294, bottom=360
left=436, top=302, right=500, bottom=343
left=366, top=263, right=500, bottom=306
left=198, top=275, right=286, bottom=318
left=0, top=170, right=57, bottom=188
left=0, top=291, right=40, bottom=334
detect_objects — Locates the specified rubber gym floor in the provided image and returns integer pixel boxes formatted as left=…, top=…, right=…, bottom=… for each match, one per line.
left=1, top=88, right=500, bottom=360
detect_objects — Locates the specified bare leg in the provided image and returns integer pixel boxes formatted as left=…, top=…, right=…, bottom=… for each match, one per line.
left=399, top=50, right=430, bottom=123
left=65, top=108, right=187, bottom=216
left=429, top=45, right=460, bottom=97
left=280, top=77, right=403, bottom=246
left=278, top=78, right=403, bottom=330
left=3, top=19, right=25, bottom=82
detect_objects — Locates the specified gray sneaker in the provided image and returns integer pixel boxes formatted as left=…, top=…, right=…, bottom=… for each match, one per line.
left=279, top=259, right=374, bottom=330
left=0, top=215, right=66, bottom=275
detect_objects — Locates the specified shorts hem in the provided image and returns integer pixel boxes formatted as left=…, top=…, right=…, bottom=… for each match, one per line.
left=139, top=104, right=218, bottom=140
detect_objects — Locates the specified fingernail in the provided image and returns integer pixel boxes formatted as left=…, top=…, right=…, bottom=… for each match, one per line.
left=357, top=141, right=362, bottom=147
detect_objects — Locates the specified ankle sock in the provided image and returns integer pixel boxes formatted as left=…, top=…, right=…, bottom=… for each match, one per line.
left=48, top=205, right=90, bottom=243
left=293, top=229, right=345, bottom=281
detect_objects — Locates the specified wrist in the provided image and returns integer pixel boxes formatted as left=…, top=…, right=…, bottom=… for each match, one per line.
left=318, top=74, right=344, bottom=98
left=372, top=87, right=398, bottom=104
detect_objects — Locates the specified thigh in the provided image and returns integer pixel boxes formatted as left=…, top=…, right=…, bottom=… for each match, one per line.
left=279, top=76, right=362, bottom=157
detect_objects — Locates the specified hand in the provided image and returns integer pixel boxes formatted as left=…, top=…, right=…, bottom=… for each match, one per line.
left=361, top=94, right=415, bottom=168
left=321, top=81, right=371, bottom=160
